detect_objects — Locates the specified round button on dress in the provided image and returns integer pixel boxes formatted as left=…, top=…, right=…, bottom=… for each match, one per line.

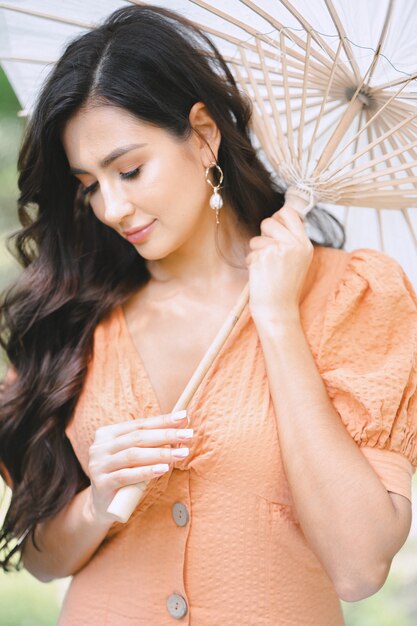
left=172, top=502, right=189, bottom=527
left=166, top=593, right=188, bottom=619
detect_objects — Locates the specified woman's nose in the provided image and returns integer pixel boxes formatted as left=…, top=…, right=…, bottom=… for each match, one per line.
left=102, top=187, right=135, bottom=225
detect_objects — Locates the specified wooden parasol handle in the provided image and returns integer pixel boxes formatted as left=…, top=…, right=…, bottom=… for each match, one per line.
left=106, top=282, right=250, bottom=523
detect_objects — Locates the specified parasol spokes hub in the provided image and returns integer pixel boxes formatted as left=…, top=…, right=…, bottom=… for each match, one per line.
left=345, top=86, right=376, bottom=110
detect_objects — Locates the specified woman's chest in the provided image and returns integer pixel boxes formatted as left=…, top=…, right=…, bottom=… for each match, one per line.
left=131, top=318, right=224, bottom=414
left=121, top=288, right=251, bottom=415
left=68, top=304, right=301, bottom=512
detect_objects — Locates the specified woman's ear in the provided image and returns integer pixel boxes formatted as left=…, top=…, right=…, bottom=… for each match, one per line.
left=189, top=101, right=221, bottom=167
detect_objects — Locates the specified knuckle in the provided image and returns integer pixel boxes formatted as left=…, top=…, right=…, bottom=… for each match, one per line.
left=124, top=448, right=137, bottom=465
left=88, top=452, right=100, bottom=472
left=89, top=462, right=105, bottom=482
left=89, top=442, right=106, bottom=464
left=110, top=473, right=124, bottom=489
left=164, top=413, right=175, bottom=426
left=94, top=475, right=105, bottom=491
left=94, top=425, right=108, bottom=442
left=88, top=443, right=98, bottom=458
left=165, top=428, right=176, bottom=442
left=134, top=430, right=145, bottom=446
left=301, top=239, right=312, bottom=254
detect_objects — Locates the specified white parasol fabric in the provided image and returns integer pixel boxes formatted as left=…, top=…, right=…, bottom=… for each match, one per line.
left=1, top=0, right=417, bottom=288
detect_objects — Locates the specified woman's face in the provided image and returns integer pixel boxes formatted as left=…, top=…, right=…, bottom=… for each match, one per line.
left=61, top=102, right=222, bottom=260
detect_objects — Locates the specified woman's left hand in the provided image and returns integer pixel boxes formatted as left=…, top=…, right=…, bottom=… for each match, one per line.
left=245, top=205, right=314, bottom=323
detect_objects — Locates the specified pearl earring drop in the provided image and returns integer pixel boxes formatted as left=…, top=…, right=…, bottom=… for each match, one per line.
left=205, top=162, right=224, bottom=225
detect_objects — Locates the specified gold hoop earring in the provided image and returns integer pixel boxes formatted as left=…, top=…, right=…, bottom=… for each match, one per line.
left=205, top=162, right=224, bottom=225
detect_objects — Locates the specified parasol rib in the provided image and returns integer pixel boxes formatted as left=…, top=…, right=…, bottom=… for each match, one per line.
left=255, top=38, right=290, bottom=162
left=323, top=0, right=362, bottom=83
left=305, top=39, right=343, bottom=173
left=277, top=0, right=354, bottom=84
left=0, top=2, right=95, bottom=28
left=298, top=30, right=311, bottom=166
left=279, top=31, right=297, bottom=162
left=366, top=0, right=393, bottom=85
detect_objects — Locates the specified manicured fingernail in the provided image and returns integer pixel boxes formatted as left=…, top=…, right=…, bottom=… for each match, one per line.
left=177, top=428, right=194, bottom=439
left=152, top=464, right=170, bottom=474
left=172, top=447, right=190, bottom=458
left=172, top=410, right=187, bottom=421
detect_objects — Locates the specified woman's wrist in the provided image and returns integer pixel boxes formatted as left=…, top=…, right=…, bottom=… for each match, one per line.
left=251, top=307, right=302, bottom=335
left=82, top=486, right=118, bottom=531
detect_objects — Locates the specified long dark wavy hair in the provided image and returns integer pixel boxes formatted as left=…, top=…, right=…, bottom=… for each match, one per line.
left=0, top=4, right=345, bottom=571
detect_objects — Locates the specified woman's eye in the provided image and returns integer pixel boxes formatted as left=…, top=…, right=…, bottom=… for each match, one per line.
left=80, top=181, right=98, bottom=197
left=120, top=167, right=141, bottom=181
left=80, top=167, right=142, bottom=198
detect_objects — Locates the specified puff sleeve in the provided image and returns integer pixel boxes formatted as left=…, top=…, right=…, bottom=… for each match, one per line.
left=317, top=247, right=417, bottom=502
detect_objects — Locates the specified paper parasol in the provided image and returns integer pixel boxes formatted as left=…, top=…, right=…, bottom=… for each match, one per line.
left=1, top=1, right=417, bottom=277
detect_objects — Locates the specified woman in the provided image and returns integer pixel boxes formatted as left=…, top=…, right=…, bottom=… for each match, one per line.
left=1, top=5, right=416, bottom=625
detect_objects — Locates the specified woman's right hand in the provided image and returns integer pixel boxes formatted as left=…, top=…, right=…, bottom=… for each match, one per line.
left=86, top=411, right=193, bottom=524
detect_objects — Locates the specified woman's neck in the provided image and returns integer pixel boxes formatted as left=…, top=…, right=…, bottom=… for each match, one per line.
left=145, top=209, right=252, bottom=293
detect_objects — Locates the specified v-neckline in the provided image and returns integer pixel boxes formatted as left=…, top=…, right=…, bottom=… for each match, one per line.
left=116, top=291, right=251, bottom=416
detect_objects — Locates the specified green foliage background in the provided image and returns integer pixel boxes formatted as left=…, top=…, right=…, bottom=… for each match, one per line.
left=0, top=67, right=417, bottom=626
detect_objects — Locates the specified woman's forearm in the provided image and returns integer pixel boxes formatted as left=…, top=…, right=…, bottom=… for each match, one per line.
left=255, top=313, right=402, bottom=601
left=22, top=485, right=114, bottom=582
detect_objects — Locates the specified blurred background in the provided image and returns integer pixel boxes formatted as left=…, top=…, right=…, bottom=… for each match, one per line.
left=0, top=65, right=417, bottom=626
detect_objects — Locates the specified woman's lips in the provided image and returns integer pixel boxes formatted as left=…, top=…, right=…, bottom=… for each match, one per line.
left=124, top=220, right=157, bottom=244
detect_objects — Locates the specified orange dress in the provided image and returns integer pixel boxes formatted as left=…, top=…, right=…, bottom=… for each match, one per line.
left=61, top=245, right=417, bottom=626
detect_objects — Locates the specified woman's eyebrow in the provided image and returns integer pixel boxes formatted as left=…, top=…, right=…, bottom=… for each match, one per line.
left=69, top=143, right=148, bottom=174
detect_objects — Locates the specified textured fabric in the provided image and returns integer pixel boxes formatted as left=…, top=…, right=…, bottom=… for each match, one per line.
left=60, top=245, right=417, bottom=626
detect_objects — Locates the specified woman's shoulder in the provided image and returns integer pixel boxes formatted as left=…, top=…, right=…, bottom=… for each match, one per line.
left=91, top=305, right=123, bottom=346
left=313, top=243, right=409, bottom=276
left=73, top=305, right=124, bottom=390
left=314, top=244, right=417, bottom=355
left=311, top=243, right=389, bottom=277
left=303, top=245, right=417, bottom=357
left=312, top=244, right=416, bottom=306
left=64, top=305, right=125, bottom=444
